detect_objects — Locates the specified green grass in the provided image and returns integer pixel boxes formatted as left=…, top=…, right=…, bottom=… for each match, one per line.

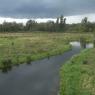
left=60, top=48, right=95, bottom=95
left=0, top=32, right=94, bottom=68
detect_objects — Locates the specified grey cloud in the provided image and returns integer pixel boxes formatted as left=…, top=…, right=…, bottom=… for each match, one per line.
left=0, top=0, right=95, bottom=18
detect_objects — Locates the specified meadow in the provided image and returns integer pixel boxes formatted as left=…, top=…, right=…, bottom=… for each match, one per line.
left=0, top=32, right=95, bottom=93
left=0, top=32, right=93, bottom=70
left=60, top=48, right=95, bottom=95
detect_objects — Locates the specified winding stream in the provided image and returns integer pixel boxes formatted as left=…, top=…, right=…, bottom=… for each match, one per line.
left=0, top=42, right=93, bottom=95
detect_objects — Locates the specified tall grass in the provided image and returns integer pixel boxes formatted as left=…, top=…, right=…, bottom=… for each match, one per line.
left=60, top=48, right=95, bottom=95
left=0, top=32, right=74, bottom=69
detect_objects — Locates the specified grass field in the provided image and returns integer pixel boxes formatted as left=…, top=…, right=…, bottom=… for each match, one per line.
left=60, top=48, right=95, bottom=95
left=0, top=32, right=94, bottom=70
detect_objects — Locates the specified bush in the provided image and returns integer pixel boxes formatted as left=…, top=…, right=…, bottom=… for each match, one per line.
left=26, top=56, right=32, bottom=64
left=83, top=60, right=88, bottom=64
left=1, top=58, right=12, bottom=72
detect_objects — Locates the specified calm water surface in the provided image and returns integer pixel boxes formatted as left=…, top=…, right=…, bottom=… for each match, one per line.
left=0, top=42, right=93, bottom=95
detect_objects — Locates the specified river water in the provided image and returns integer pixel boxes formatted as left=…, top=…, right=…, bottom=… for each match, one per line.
left=0, top=42, right=93, bottom=95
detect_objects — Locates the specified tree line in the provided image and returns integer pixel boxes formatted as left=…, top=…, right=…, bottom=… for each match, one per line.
left=0, top=16, right=95, bottom=32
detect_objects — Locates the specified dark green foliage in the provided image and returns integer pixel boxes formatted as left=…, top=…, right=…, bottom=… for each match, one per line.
left=26, top=20, right=38, bottom=31
left=11, top=42, right=14, bottom=46
left=0, top=21, right=24, bottom=32
left=46, top=21, right=55, bottom=32
left=1, top=58, right=12, bottom=73
left=59, top=15, right=66, bottom=31
left=0, top=15, right=67, bottom=32
left=80, top=17, right=95, bottom=32
left=83, top=60, right=88, bottom=64
left=0, top=16, right=95, bottom=33
left=81, top=17, right=88, bottom=32
left=60, top=15, right=64, bottom=30
left=26, top=56, right=32, bottom=64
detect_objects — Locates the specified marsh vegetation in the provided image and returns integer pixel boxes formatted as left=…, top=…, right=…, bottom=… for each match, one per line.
left=0, top=32, right=93, bottom=72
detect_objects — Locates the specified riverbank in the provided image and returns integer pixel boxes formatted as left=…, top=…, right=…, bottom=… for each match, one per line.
left=0, top=32, right=94, bottom=69
left=60, top=48, right=95, bottom=95
left=0, top=41, right=81, bottom=95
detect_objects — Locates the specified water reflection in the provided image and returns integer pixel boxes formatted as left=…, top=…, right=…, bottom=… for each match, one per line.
left=80, top=37, right=86, bottom=48
left=70, top=41, right=93, bottom=49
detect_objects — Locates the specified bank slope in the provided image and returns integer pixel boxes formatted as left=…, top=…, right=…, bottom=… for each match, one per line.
left=60, top=48, right=95, bottom=95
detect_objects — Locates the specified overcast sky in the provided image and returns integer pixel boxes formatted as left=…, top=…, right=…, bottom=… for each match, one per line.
left=0, top=0, right=95, bottom=18
left=0, top=0, right=95, bottom=23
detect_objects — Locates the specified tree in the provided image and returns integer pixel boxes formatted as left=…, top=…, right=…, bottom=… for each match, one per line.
left=26, top=20, right=33, bottom=31
left=56, top=17, right=59, bottom=25
left=59, top=15, right=64, bottom=30
left=56, top=17, right=59, bottom=31
left=81, top=17, right=95, bottom=32
left=81, top=17, right=89, bottom=32
left=64, top=18, right=66, bottom=25
left=46, top=21, right=55, bottom=32
left=59, top=15, right=66, bottom=31
left=26, top=20, right=38, bottom=31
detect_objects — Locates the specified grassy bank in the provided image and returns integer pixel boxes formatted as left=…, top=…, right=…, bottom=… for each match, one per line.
left=0, top=32, right=70, bottom=68
left=60, top=48, right=95, bottom=95
left=0, top=32, right=94, bottom=69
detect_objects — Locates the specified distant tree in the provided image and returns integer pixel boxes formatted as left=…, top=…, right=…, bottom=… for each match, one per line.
left=63, top=18, right=66, bottom=24
left=56, top=17, right=59, bottom=25
left=26, top=20, right=38, bottom=31
left=81, top=17, right=89, bottom=32
left=55, top=17, right=60, bottom=31
left=82, top=17, right=88, bottom=24
left=46, top=21, right=55, bottom=32
left=0, top=21, right=24, bottom=32
left=80, top=17, right=95, bottom=32
left=1, top=15, right=95, bottom=33
left=59, top=15, right=66, bottom=31
left=26, top=20, right=33, bottom=31
left=59, top=15, right=64, bottom=31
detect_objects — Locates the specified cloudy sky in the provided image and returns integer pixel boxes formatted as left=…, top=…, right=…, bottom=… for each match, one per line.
left=0, top=0, right=95, bottom=23
left=0, top=0, right=95, bottom=17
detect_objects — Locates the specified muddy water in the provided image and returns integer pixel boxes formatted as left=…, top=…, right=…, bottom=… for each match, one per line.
left=0, top=42, right=93, bottom=95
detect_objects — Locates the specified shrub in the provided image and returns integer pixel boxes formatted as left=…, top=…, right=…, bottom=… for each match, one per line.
left=1, top=58, right=12, bottom=72
left=26, top=56, right=32, bottom=64
left=83, top=60, right=88, bottom=64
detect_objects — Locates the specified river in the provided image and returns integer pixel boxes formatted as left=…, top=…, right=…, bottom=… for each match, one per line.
left=0, top=42, right=93, bottom=95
